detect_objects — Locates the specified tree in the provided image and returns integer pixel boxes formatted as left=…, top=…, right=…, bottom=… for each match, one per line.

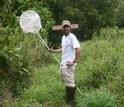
left=0, top=0, right=17, bottom=27
left=0, top=0, right=122, bottom=47
left=43, top=0, right=120, bottom=48
left=116, top=0, right=124, bottom=28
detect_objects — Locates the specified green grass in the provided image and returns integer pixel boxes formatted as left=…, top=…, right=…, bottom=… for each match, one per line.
left=2, top=28, right=124, bottom=107
left=76, top=88, right=118, bottom=107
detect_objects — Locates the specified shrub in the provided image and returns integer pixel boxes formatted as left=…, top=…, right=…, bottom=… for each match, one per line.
left=93, top=27, right=124, bottom=40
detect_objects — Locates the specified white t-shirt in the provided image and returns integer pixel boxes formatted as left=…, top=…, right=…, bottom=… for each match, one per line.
left=61, top=33, right=80, bottom=64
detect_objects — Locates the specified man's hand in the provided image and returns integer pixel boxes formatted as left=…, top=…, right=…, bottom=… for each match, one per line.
left=66, top=61, right=75, bottom=67
left=48, top=49, right=54, bottom=53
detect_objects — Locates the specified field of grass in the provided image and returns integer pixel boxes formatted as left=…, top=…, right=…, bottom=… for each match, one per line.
left=1, top=28, right=124, bottom=107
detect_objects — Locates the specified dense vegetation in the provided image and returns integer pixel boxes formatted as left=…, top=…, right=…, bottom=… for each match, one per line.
left=0, top=0, right=124, bottom=46
left=0, top=0, right=124, bottom=107
left=1, top=28, right=124, bottom=107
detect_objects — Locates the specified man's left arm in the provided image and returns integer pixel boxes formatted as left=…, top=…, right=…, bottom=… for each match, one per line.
left=73, top=47, right=81, bottom=63
left=67, top=47, right=81, bottom=66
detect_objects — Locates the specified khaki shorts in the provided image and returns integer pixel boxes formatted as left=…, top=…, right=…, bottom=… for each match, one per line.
left=60, top=64, right=76, bottom=87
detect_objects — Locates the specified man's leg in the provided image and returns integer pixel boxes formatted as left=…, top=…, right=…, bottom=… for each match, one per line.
left=60, top=65, right=76, bottom=105
left=66, top=86, right=76, bottom=104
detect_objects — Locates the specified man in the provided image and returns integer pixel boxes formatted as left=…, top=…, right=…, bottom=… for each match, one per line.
left=49, top=20, right=81, bottom=105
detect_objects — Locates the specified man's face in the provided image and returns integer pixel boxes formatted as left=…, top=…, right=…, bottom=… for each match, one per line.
left=62, top=25, right=71, bottom=36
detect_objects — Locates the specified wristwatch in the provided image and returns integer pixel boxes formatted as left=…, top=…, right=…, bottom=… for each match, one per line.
left=73, top=60, right=76, bottom=63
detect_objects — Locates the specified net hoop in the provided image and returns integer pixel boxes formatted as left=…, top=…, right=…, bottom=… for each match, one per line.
left=20, top=10, right=42, bottom=33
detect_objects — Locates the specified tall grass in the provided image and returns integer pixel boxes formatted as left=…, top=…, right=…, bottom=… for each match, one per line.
left=2, top=28, right=124, bottom=107
left=75, top=28, right=124, bottom=107
left=76, top=88, right=118, bottom=107
left=3, top=65, right=67, bottom=107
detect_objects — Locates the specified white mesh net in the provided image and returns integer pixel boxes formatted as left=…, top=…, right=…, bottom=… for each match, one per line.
left=20, top=10, right=42, bottom=33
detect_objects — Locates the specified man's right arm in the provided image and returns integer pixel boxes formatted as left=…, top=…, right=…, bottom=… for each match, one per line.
left=48, top=49, right=62, bottom=53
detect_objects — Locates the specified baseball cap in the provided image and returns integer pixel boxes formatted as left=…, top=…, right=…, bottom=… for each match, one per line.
left=62, top=20, right=71, bottom=27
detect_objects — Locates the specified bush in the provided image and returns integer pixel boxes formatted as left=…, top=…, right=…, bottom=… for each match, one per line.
left=93, top=27, right=124, bottom=40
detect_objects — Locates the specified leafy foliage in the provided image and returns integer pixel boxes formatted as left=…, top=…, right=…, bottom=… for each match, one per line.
left=0, top=0, right=124, bottom=106
left=0, top=4, right=54, bottom=101
left=0, top=0, right=123, bottom=47
left=45, top=0, right=120, bottom=46
left=116, top=0, right=124, bottom=28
